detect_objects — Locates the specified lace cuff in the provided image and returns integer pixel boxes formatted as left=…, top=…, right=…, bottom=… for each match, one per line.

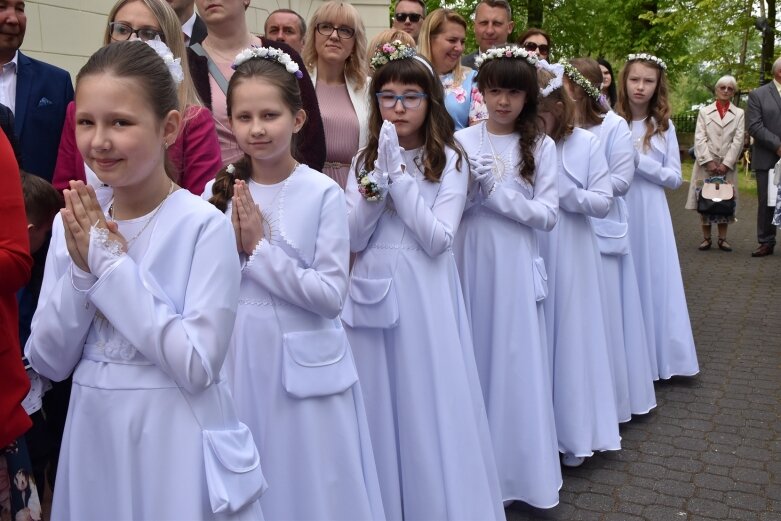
left=88, top=225, right=126, bottom=278
left=243, top=238, right=269, bottom=270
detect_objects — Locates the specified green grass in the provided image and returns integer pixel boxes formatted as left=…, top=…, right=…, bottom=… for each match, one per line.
left=680, top=158, right=758, bottom=198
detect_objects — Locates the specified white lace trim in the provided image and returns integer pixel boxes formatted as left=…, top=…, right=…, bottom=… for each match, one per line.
left=91, top=225, right=125, bottom=259
left=238, top=298, right=290, bottom=307
left=244, top=237, right=268, bottom=270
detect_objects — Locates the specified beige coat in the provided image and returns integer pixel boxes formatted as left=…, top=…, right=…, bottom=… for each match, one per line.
left=685, top=102, right=745, bottom=209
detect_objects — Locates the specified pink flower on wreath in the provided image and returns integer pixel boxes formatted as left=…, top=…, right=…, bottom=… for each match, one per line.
left=382, top=43, right=395, bottom=53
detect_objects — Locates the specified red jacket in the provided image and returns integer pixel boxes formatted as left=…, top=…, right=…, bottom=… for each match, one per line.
left=0, top=131, right=33, bottom=447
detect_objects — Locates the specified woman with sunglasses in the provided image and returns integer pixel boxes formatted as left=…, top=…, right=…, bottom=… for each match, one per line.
left=418, top=8, right=487, bottom=130
left=303, top=1, right=369, bottom=190
left=52, top=0, right=221, bottom=198
left=517, top=27, right=551, bottom=62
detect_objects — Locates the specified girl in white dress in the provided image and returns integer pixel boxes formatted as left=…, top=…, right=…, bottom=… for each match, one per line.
left=564, top=58, right=657, bottom=421
left=453, top=47, right=561, bottom=509
left=536, top=63, right=621, bottom=468
left=343, top=40, right=504, bottom=521
left=25, top=41, right=264, bottom=520
left=204, top=48, right=384, bottom=521
left=615, top=54, right=699, bottom=380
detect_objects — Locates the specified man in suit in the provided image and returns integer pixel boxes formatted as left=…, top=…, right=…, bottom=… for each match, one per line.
left=167, top=0, right=206, bottom=46
left=0, top=0, right=73, bottom=183
left=746, top=56, right=781, bottom=257
left=461, top=0, right=514, bottom=69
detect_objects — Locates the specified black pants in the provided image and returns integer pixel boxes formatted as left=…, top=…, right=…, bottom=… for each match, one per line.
left=755, top=169, right=777, bottom=245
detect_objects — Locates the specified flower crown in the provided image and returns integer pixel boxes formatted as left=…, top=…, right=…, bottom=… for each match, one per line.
left=560, top=60, right=602, bottom=101
left=232, top=46, right=304, bottom=79
left=537, top=60, right=565, bottom=97
left=146, top=38, right=184, bottom=86
left=474, top=45, right=539, bottom=69
left=370, top=40, right=416, bottom=69
left=627, top=53, right=667, bottom=71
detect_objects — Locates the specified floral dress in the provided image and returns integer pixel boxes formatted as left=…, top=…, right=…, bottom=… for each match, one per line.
left=440, top=68, right=486, bottom=130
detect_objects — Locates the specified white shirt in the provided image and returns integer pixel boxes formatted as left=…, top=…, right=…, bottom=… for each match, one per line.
left=0, top=51, right=19, bottom=113
left=182, top=12, right=196, bottom=46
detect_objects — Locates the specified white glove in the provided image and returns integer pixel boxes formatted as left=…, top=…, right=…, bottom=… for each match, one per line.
left=470, top=154, right=496, bottom=197
left=87, top=225, right=126, bottom=278
left=379, top=121, right=406, bottom=182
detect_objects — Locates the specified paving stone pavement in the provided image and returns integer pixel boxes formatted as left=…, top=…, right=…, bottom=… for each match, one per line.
left=506, top=181, right=781, bottom=521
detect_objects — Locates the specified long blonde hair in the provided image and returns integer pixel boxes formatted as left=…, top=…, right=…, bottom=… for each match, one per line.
left=418, top=8, right=468, bottom=83
left=104, top=0, right=202, bottom=111
left=303, top=1, right=368, bottom=89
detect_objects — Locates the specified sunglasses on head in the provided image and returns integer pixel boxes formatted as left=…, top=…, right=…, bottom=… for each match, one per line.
left=394, top=12, right=423, bottom=23
left=523, top=41, right=550, bottom=55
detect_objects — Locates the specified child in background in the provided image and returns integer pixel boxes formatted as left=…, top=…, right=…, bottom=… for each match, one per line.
left=616, top=54, right=699, bottom=380
left=536, top=63, right=620, bottom=468
left=453, top=47, right=562, bottom=508
left=564, top=58, right=656, bottom=421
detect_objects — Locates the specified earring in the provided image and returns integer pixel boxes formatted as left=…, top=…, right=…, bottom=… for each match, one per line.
left=163, top=140, right=170, bottom=150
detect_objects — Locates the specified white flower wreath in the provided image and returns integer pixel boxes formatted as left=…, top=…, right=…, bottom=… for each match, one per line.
left=232, top=46, right=303, bottom=78
left=627, top=53, right=667, bottom=71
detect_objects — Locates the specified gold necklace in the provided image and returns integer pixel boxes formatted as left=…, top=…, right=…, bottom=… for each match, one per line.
left=203, top=38, right=253, bottom=63
left=108, top=181, right=175, bottom=247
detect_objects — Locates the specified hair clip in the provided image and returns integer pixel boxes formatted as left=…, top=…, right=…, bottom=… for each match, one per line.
left=537, top=60, right=564, bottom=97
left=145, top=37, right=184, bottom=86
left=232, top=46, right=304, bottom=78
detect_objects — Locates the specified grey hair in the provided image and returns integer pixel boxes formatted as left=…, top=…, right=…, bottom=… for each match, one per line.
left=715, top=75, right=737, bottom=90
left=773, top=57, right=781, bottom=75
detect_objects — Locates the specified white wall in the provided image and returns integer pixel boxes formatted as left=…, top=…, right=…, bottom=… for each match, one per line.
left=21, top=0, right=391, bottom=79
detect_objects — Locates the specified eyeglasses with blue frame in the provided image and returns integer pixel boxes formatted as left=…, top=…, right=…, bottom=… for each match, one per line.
left=375, top=92, right=428, bottom=109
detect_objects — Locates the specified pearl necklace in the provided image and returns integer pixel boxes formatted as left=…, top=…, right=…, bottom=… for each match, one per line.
left=479, top=122, right=515, bottom=181
left=108, top=181, right=175, bottom=248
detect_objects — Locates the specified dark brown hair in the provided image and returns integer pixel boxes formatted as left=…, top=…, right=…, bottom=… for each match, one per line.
left=358, top=55, right=463, bottom=183
left=568, top=57, right=606, bottom=128
left=517, top=28, right=551, bottom=50
left=475, top=56, right=540, bottom=184
left=209, top=57, right=304, bottom=212
left=20, top=171, right=62, bottom=226
left=537, top=68, right=574, bottom=142
left=616, top=58, right=670, bottom=151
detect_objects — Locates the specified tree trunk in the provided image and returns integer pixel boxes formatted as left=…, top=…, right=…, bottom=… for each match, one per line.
left=527, top=0, right=543, bottom=28
left=762, top=0, right=776, bottom=84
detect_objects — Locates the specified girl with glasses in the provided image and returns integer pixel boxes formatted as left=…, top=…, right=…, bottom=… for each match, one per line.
left=52, top=0, right=221, bottom=199
left=343, top=40, right=504, bottom=521
left=453, top=47, right=562, bottom=509
left=418, top=8, right=487, bottom=130
left=303, top=1, right=369, bottom=190
left=617, top=54, right=699, bottom=381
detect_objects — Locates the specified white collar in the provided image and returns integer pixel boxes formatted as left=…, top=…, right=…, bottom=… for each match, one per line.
left=2, top=51, right=19, bottom=70
left=181, top=12, right=196, bottom=39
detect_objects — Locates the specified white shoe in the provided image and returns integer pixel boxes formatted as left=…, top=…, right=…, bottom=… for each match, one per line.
left=562, top=454, right=585, bottom=467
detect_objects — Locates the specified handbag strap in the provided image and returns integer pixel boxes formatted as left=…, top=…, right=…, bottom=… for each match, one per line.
left=190, top=43, right=230, bottom=95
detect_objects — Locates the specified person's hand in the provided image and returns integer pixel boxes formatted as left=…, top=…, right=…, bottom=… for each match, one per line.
left=62, top=181, right=126, bottom=273
left=704, top=160, right=719, bottom=173
left=230, top=195, right=242, bottom=253
left=380, top=121, right=406, bottom=182
left=233, top=180, right=264, bottom=255
left=470, top=154, right=496, bottom=196
left=775, top=144, right=781, bottom=157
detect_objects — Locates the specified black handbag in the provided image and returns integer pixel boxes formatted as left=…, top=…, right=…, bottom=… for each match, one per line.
left=697, top=181, right=736, bottom=216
